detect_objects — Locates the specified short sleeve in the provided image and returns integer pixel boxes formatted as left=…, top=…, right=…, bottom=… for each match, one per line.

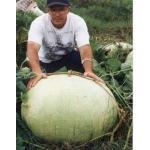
left=74, top=18, right=90, bottom=48
left=28, top=19, right=43, bottom=45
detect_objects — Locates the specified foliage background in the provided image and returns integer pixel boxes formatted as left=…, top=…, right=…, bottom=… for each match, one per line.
left=16, top=0, right=132, bottom=149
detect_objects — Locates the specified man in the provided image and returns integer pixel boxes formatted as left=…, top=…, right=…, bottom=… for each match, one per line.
left=27, top=0, right=103, bottom=90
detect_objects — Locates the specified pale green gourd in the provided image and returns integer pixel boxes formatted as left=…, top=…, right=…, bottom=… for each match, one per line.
left=21, top=73, right=118, bottom=143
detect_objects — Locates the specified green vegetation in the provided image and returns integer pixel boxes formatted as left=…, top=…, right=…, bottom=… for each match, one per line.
left=71, top=0, right=132, bottom=43
left=16, top=0, right=132, bottom=149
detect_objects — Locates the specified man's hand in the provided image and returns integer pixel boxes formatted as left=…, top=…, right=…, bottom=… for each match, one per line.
left=27, top=73, right=47, bottom=90
left=84, top=71, right=105, bottom=84
left=79, top=45, right=104, bottom=83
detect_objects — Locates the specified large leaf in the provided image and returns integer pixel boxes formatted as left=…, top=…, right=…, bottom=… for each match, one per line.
left=105, top=58, right=121, bottom=72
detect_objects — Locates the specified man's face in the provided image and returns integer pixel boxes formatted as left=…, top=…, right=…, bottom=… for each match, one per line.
left=48, top=5, right=69, bottom=28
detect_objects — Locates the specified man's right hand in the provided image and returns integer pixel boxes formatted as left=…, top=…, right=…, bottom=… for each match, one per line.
left=27, top=73, right=47, bottom=90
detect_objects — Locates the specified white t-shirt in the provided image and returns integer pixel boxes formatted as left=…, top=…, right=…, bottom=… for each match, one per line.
left=28, top=12, right=90, bottom=63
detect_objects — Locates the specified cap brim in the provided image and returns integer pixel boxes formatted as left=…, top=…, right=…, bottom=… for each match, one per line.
left=48, top=2, right=70, bottom=7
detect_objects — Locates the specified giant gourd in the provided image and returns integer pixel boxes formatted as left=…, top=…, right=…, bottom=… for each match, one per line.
left=21, top=73, right=118, bottom=143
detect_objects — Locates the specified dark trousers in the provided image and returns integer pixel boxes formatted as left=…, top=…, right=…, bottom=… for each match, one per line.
left=40, top=50, right=84, bottom=73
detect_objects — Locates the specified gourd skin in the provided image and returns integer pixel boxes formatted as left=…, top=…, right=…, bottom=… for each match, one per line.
left=21, top=74, right=118, bottom=143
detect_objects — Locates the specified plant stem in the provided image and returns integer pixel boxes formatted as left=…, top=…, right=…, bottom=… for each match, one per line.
left=123, top=121, right=132, bottom=150
left=23, top=140, right=46, bottom=149
left=100, top=68, right=132, bottom=78
left=110, top=108, right=125, bottom=143
left=75, top=132, right=112, bottom=149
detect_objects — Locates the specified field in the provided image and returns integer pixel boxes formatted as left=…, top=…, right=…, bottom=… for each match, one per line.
left=16, top=0, right=133, bottom=149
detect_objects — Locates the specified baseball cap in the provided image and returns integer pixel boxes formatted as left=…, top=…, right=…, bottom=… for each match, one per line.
left=47, top=0, right=70, bottom=7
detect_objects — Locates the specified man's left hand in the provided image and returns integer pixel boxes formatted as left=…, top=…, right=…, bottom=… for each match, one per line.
left=84, top=71, right=105, bottom=84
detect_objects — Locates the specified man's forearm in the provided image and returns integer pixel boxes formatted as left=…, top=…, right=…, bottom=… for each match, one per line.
left=26, top=42, right=47, bottom=90
left=82, top=60, right=93, bottom=72
left=79, top=45, right=93, bottom=72
left=27, top=43, right=42, bottom=74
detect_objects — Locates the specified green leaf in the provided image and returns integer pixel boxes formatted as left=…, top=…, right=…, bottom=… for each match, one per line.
left=105, top=58, right=121, bottom=72
left=20, top=67, right=30, bottom=74
left=16, top=80, right=27, bottom=93
left=16, top=27, right=28, bottom=44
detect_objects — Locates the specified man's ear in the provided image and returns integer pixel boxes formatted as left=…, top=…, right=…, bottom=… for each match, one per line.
left=45, top=6, right=50, bottom=13
left=67, top=6, right=71, bottom=13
